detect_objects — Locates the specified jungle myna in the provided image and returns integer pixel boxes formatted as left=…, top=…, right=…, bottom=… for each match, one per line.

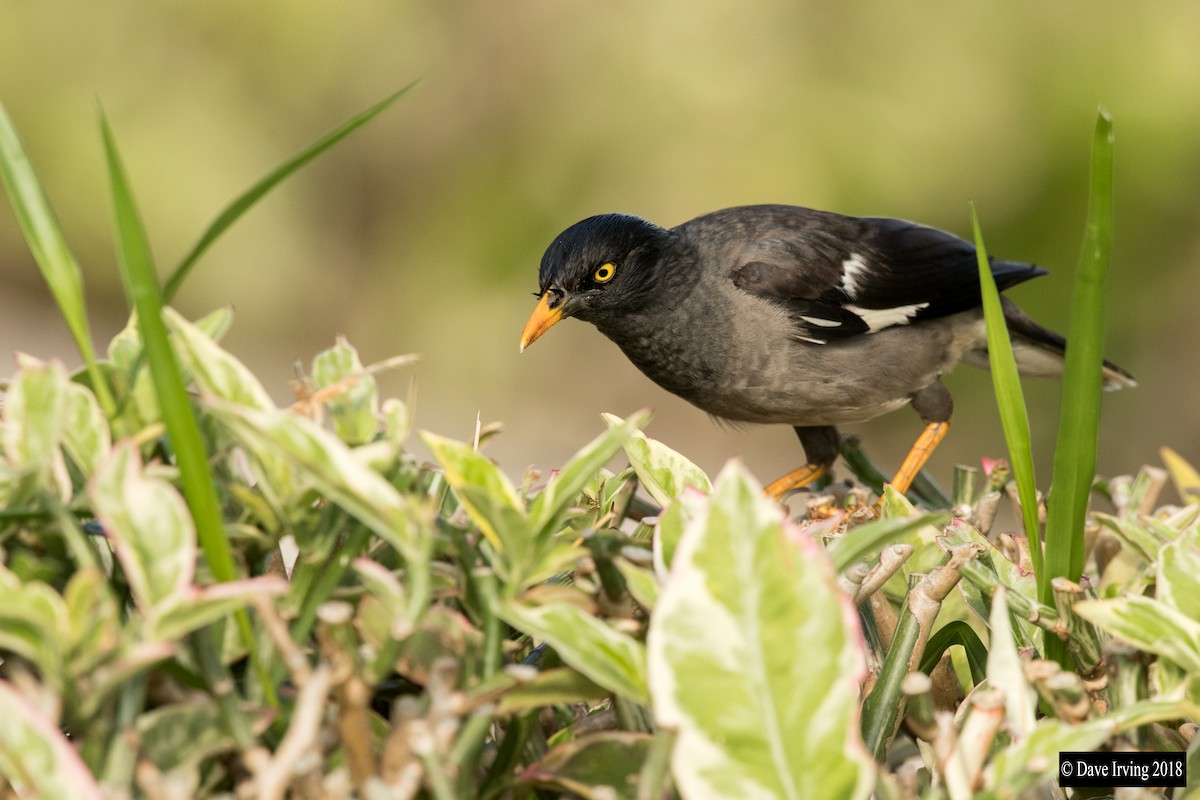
left=519, top=204, right=1135, bottom=500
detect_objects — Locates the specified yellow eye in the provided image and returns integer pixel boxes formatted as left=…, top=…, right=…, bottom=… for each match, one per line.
left=593, top=262, right=616, bottom=283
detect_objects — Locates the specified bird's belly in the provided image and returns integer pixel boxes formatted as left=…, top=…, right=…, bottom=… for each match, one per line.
left=699, top=386, right=913, bottom=426
left=611, top=312, right=980, bottom=427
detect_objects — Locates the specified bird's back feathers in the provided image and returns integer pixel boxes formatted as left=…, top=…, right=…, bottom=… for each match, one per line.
left=695, top=205, right=1046, bottom=345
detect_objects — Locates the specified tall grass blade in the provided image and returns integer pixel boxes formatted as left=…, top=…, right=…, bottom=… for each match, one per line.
left=0, top=103, right=116, bottom=417
left=163, top=83, right=416, bottom=301
left=100, top=113, right=233, bottom=582
left=1045, top=110, right=1114, bottom=587
left=971, top=206, right=1043, bottom=580
left=100, top=113, right=275, bottom=705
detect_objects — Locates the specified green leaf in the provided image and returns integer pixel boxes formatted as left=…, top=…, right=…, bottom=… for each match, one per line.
left=603, top=413, right=711, bottom=507
left=652, top=487, right=706, bottom=574
left=971, top=205, right=1042, bottom=581
left=498, top=600, right=649, bottom=705
left=1161, top=447, right=1200, bottom=505
left=163, top=85, right=416, bottom=301
left=421, top=431, right=530, bottom=562
left=496, top=668, right=611, bottom=715
left=392, top=606, right=484, bottom=686
left=1045, top=109, right=1115, bottom=595
left=382, top=396, right=413, bottom=447
left=878, top=483, right=917, bottom=519
left=0, top=567, right=68, bottom=692
left=207, top=402, right=425, bottom=562
left=75, top=641, right=176, bottom=722
left=151, top=578, right=288, bottom=642
left=0, top=102, right=115, bottom=418
left=1158, top=527, right=1200, bottom=621
left=101, top=113, right=235, bottom=587
left=0, top=681, right=105, bottom=800
left=162, top=307, right=301, bottom=527
left=1074, top=596, right=1200, bottom=673
left=352, top=558, right=411, bottom=627
left=1095, top=512, right=1161, bottom=562
left=193, top=305, right=235, bottom=341
left=530, top=410, right=651, bottom=539
left=648, top=462, right=875, bottom=800
left=518, top=732, right=653, bottom=800
left=136, top=701, right=240, bottom=772
left=311, top=336, right=379, bottom=446
left=89, top=442, right=195, bottom=612
left=1104, top=699, right=1200, bottom=732
left=615, top=556, right=660, bottom=611
left=3, top=355, right=69, bottom=480
left=63, top=567, right=120, bottom=667
left=163, top=307, right=274, bottom=412
left=105, top=306, right=238, bottom=438
left=61, top=380, right=111, bottom=476
left=106, top=313, right=161, bottom=431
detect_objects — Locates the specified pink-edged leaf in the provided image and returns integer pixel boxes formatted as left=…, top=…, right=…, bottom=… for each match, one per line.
left=648, top=462, right=875, bottom=800
left=0, top=681, right=104, bottom=799
left=90, top=441, right=194, bottom=612
left=150, top=577, right=289, bottom=642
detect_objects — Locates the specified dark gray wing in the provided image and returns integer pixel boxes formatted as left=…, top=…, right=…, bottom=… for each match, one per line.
left=712, top=206, right=1046, bottom=344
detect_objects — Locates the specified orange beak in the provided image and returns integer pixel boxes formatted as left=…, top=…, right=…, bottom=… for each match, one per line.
left=519, top=291, right=565, bottom=352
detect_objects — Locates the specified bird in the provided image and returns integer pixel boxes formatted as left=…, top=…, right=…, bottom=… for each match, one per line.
left=519, top=204, right=1135, bottom=501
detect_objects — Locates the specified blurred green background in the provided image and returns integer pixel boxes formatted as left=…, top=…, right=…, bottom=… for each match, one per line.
left=1, top=1, right=1197, bottom=492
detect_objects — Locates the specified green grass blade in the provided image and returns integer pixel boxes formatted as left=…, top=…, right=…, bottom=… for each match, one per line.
left=1045, top=110, right=1114, bottom=587
left=0, top=103, right=116, bottom=417
left=163, top=83, right=416, bottom=301
left=919, top=620, right=987, bottom=684
left=971, top=205, right=1043, bottom=580
left=100, top=113, right=231, bottom=580
left=101, top=112, right=277, bottom=709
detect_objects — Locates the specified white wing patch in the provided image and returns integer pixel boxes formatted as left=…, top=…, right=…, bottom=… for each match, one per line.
left=845, top=302, right=929, bottom=332
left=840, top=254, right=869, bottom=299
left=799, top=315, right=843, bottom=328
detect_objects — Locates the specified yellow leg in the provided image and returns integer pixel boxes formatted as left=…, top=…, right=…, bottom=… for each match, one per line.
left=885, top=421, right=949, bottom=497
left=764, top=463, right=828, bottom=501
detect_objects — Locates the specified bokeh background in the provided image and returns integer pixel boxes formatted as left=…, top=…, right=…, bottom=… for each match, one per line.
left=2, top=1, right=1197, bottom=494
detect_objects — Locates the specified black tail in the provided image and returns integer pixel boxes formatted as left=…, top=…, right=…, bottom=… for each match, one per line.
left=990, top=259, right=1048, bottom=292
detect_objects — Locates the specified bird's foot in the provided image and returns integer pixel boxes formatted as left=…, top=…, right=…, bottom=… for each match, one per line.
left=887, top=421, right=949, bottom=497
left=763, top=463, right=828, bottom=502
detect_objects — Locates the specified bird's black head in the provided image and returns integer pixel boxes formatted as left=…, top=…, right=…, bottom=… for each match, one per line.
left=537, top=214, right=675, bottom=313
left=521, top=214, right=674, bottom=350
